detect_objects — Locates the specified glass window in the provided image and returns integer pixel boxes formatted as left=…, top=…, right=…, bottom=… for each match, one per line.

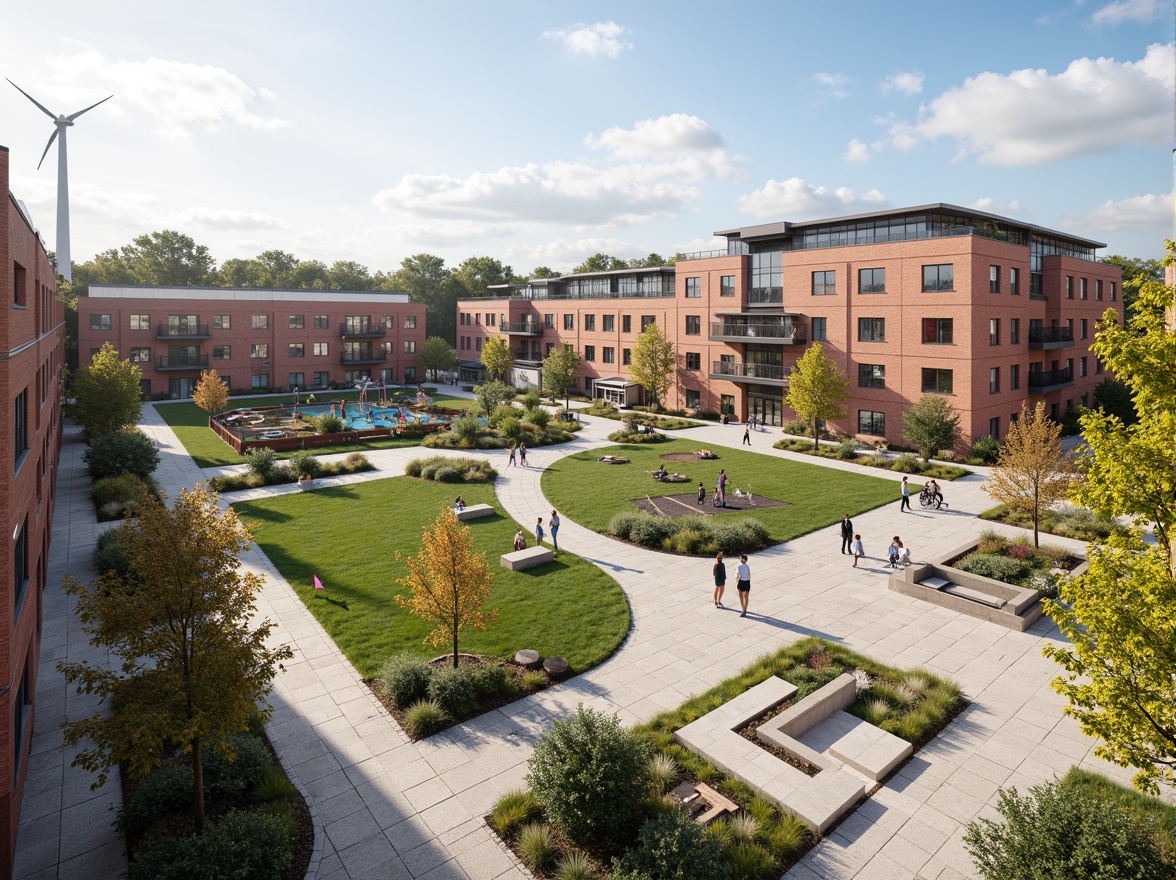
left=858, top=364, right=885, bottom=388
left=1110, top=282, right=1117, bottom=301
left=1079, top=356, right=1087, bottom=377
left=544, top=313, right=555, bottom=329
left=622, top=348, right=631, bottom=365
left=213, top=345, right=231, bottom=360
left=251, top=344, right=268, bottom=358
left=1080, top=278, right=1088, bottom=299
left=1010, top=318, right=1020, bottom=345
left=989, top=417, right=1000, bottom=438
left=1010, top=267, right=1020, bottom=295
left=1080, top=319, right=1088, bottom=339
left=405, top=367, right=417, bottom=381
left=405, top=315, right=418, bottom=329
left=921, top=264, right=954, bottom=291
left=923, top=318, right=953, bottom=344
left=812, top=270, right=836, bottom=296
left=130, top=314, right=150, bottom=330
left=812, top=317, right=827, bottom=341
left=685, top=316, right=701, bottom=335
left=603, top=347, right=615, bottom=364
left=404, top=340, right=416, bottom=353
left=989, top=265, right=1000, bottom=293
left=858, top=268, right=885, bottom=293
left=685, top=277, right=701, bottom=298
left=14, top=389, right=27, bottom=465
left=622, top=315, right=632, bottom=333
left=289, top=372, right=305, bottom=388
left=584, top=345, right=595, bottom=362
left=289, top=315, right=305, bottom=329
left=564, top=314, right=574, bottom=330
left=213, top=314, right=231, bottom=330
left=312, top=315, right=329, bottom=329
left=1010, top=364, right=1020, bottom=390
left=313, top=371, right=329, bottom=388
left=858, top=318, right=885, bottom=342
left=475, top=337, right=482, bottom=351
left=1066, top=276, right=1074, bottom=299
left=1095, top=280, right=1103, bottom=300
left=1095, top=357, right=1103, bottom=375
left=603, top=314, right=615, bottom=332
left=252, top=374, right=269, bottom=390
left=641, top=315, right=656, bottom=330
left=720, top=275, right=735, bottom=297
left=990, top=318, right=1000, bottom=345
left=89, top=314, right=111, bottom=331
left=252, top=315, right=268, bottom=330
left=686, top=390, right=701, bottom=409
left=749, top=251, right=782, bottom=303
left=858, top=411, right=885, bottom=435
left=289, top=343, right=304, bottom=357
left=686, top=352, right=701, bottom=370
left=584, top=314, right=596, bottom=331
left=990, top=367, right=1000, bottom=393
left=922, top=368, right=954, bottom=394
left=130, top=347, right=151, bottom=364
left=13, top=517, right=28, bottom=616
left=313, top=342, right=328, bottom=356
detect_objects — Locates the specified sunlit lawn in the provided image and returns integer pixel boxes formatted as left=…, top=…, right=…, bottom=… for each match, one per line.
left=155, top=389, right=477, bottom=468
left=232, top=477, right=630, bottom=678
left=541, top=438, right=898, bottom=543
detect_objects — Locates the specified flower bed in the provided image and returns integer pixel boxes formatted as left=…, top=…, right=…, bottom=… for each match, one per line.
left=773, top=438, right=969, bottom=480
left=209, top=452, right=373, bottom=493
left=950, top=529, right=1082, bottom=598
left=978, top=503, right=1119, bottom=541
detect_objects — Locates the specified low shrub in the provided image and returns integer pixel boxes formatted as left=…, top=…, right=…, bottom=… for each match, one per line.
left=450, top=414, right=484, bottom=447
left=126, top=809, right=292, bottom=880
left=553, top=850, right=596, bottom=880
left=891, top=453, right=925, bottom=474
left=402, top=699, right=448, bottom=738
left=969, top=435, right=1001, bottom=465
left=726, top=841, right=775, bottom=880
left=609, top=511, right=770, bottom=556
left=91, top=473, right=156, bottom=521
left=250, top=768, right=298, bottom=804
left=955, top=552, right=1031, bottom=585
left=491, top=789, right=543, bottom=839
left=427, top=665, right=477, bottom=716
left=286, top=449, right=322, bottom=479
left=473, top=664, right=518, bottom=701
left=608, top=429, right=668, bottom=443
left=202, top=734, right=274, bottom=803
left=379, top=653, right=433, bottom=708
left=84, top=428, right=161, bottom=480
left=765, top=813, right=809, bottom=862
left=245, top=447, right=278, bottom=480
left=95, top=528, right=133, bottom=580
left=488, top=404, right=518, bottom=428
left=524, top=407, right=551, bottom=430
left=315, top=413, right=344, bottom=435
left=628, top=515, right=676, bottom=548
left=517, top=822, right=557, bottom=872
left=118, top=763, right=194, bottom=838
left=834, top=438, right=859, bottom=460
left=520, top=670, right=547, bottom=692
left=648, top=753, right=679, bottom=796
left=612, top=810, right=729, bottom=880
left=342, top=452, right=369, bottom=472
left=693, top=408, right=721, bottom=422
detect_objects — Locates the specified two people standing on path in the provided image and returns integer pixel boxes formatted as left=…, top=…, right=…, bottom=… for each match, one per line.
left=840, top=514, right=854, bottom=554
left=712, top=551, right=751, bottom=617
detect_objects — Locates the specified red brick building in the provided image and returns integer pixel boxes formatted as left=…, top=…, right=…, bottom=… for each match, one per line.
left=0, top=146, right=65, bottom=870
left=457, top=205, right=1121, bottom=443
left=78, top=286, right=427, bottom=397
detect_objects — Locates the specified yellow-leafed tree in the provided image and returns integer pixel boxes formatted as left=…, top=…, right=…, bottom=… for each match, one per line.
left=192, top=368, right=229, bottom=414
left=984, top=401, right=1075, bottom=548
left=397, top=506, right=497, bottom=668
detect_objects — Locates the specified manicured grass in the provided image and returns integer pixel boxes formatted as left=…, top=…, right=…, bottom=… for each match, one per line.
left=541, top=439, right=898, bottom=545
left=155, top=390, right=476, bottom=468
left=232, top=478, right=630, bottom=678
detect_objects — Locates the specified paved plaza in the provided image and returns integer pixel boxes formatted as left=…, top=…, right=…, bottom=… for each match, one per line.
left=15, top=399, right=1136, bottom=880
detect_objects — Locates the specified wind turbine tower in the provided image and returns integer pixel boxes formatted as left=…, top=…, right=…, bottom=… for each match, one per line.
left=7, top=80, right=112, bottom=283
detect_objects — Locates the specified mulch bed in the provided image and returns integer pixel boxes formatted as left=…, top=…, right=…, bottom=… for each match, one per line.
left=631, top=492, right=788, bottom=519
left=735, top=701, right=821, bottom=777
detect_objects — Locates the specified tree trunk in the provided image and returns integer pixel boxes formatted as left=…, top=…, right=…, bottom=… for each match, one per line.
left=452, top=614, right=459, bottom=669
left=1033, top=482, right=1040, bottom=548
left=193, top=735, right=205, bottom=833
left=812, top=420, right=819, bottom=451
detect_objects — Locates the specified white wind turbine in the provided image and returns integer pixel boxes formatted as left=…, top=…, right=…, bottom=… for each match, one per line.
left=7, top=79, right=113, bottom=283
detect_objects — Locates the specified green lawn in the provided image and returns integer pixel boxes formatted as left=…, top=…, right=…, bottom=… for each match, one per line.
left=155, top=389, right=477, bottom=468
left=232, top=478, right=630, bottom=678
left=541, top=439, right=898, bottom=544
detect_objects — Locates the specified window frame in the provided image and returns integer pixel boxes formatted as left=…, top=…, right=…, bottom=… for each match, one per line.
left=811, top=270, right=836, bottom=296
left=857, top=317, right=885, bottom=342
left=685, top=352, right=701, bottom=371
left=922, top=318, right=953, bottom=345
left=921, top=264, right=954, bottom=292
left=858, top=267, right=885, bottom=294
left=858, top=410, right=886, bottom=435
left=857, top=364, right=885, bottom=389
left=719, top=275, right=735, bottom=297
left=251, top=314, right=269, bottom=330
left=685, top=277, right=701, bottom=298
left=921, top=368, right=954, bottom=394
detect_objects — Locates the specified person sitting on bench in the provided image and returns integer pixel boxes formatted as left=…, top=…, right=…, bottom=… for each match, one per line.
left=454, top=496, right=465, bottom=512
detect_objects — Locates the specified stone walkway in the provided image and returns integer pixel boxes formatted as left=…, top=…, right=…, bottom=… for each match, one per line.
left=16, top=403, right=1136, bottom=880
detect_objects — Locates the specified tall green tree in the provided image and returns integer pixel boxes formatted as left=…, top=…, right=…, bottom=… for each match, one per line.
left=450, top=256, right=519, bottom=299
left=73, top=342, right=144, bottom=443
left=784, top=342, right=848, bottom=450
left=121, top=230, right=217, bottom=286
left=628, top=323, right=677, bottom=410
left=59, top=487, right=293, bottom=830
left=530, top=266, right=558, bottom=279
left=902, top=395, right=963, bottom=462
left=1102, top=254, right=1164, bottom=318
left=386, top=254, right=455, bottom=345
left=542, top=344, right=581, bottom=409
left=327, top=260, right=374, bottom=290
left=1042, top=241, right=1176, bottom=794
left=572, top=253, right=626, bottom=273
left=481, top=336, right=514, bottom=382
left=416, top=336, right=458, bottom=381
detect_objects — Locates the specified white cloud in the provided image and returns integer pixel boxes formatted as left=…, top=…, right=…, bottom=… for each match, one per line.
left=1090, top=0, right=1164, bottom=25
left=865, top=43, right=1173, bottom=165
left=11, top=173, right=160, bottom=222
left=33, top=48, right=288, bottom=138
left=970, top=197, right=1023, bottom=216
left=505, top=237, right=638, bottom=266
left=737, top=178, right=888, bottom=218
left=587, top=114, right=724, bottom=159
left=844, top=139, right=874, bottom=162
left=879, top=71, right=924, bottom=95
left=1058, top=191, right=1174, bottom=232
left=812, top=72, right=850, bottom=98
left=543, top=22, right=632, bottom=58
left=176, top=207, right=290, bottom=230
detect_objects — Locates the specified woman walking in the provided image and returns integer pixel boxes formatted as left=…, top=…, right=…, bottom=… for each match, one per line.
left=519, top=442, right=528, bottom=466
left=736, top=554, right=751, bottom=617
left=712, top=552, right=726, bottom=608
left=508, top=443, right=517, bottom=467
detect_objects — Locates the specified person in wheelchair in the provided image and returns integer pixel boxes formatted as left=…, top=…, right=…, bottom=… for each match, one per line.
left=919, top=480, right=944, bottom=509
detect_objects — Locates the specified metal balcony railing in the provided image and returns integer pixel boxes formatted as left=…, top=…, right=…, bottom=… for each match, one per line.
left=747, top=288, right=783, bottom=305
left=709, top=322, right=806, bottom=343
left=156, top=323, right=210, bottom=339
left=501, top=322, right=543, bottom=335
left=1028, top=367, right=1073, bottom=390
left=339, top=320, right=387, bottom=338
left=1028, top=326, right=1074, bottom=347
left=156, top=354, right=209, bottom=370
left=710, top=361, right=787, bottom=382
left=339, top=352, right=388, bottom=365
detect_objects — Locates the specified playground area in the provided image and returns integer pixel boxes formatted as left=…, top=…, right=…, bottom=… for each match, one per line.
left=631, top=491, right=788, bottom=518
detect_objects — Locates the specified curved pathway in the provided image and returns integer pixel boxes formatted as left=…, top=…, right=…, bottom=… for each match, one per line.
left=18, top=405, right=1134, bottom=880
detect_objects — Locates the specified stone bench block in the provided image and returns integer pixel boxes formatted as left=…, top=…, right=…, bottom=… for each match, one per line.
left=455, top=503, right=494, bottom=521
left=821, top=712, right=914, bottom=781
left=500, top=546, right=554, bottom=571
left=942, top=583, right=1005, bottom=608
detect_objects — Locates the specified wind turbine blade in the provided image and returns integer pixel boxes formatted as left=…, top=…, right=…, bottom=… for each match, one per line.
left=67, top=94, right=113, bottom=121
left=6, top=79, right=57, bottom=120
left=36, top=129, right=59, bottom=170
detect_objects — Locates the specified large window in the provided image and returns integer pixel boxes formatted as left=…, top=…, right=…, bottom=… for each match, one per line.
left=213, top=345, right=231, bottom=360
left=130, top=314, right=150, bottom=330
left=685, top=315, right=701, bottom=335
left=923, top=318, right=953, bottom=344
left=563, top=314, right=574, bottom=331
left=858, top=364, right=885, bottom=388
left=312, top=315, right=329, bottom=329
left=404, top=315, right=417, bottom=329
left=602, top=314, right=615, bottom=332
left=922, top=368, right=954, bottom=394
left=89, top=314, right=111, bottom=331
left=289, top=315, right=305, bottom=329
left=313, top=371, right=329, bottom=388
left=404, top=340, right=416, bottom=353
left=811, top=270, right=836, bottom=296
left=251, top=344, right=268, bottom=359
left=313, top=342, right=329, bottom=356
left=289, top=372, right=305, bottom=388
left=858, top=318, right=885, bottom=342
left=622, top=348, right=632, bottom=365
left=288, top=343, right=304, bottom=357
left=252, top=315, right=269, bottom=330
left=858, top=411, right=885, bottom=435
left=252, top=374, right=269, bottom=390
left=921, top=264, right=954, bottom=291
left=584, top=314, right=596, bottom=331
left=989, top=265, right=1000, bottom=293
left=213, top=314, right=231, bottom=330
left=686, top=390, right=701, bottom=409
left=641, top=315, right=656, bottom=330
left=720, top=275, right=735, bottom=297
left=811, top=317, right=827, bottom=341
left=749, top=251, right=782, bottom=303
left=545, top=313, right=555, bottom=329
left=858, top=268, right=885, bottom=293
left=686, top=352, right=701, bottom=370
left=130, top=347, right=151, bottom=364
left=685, top=277, right=701, bottom=298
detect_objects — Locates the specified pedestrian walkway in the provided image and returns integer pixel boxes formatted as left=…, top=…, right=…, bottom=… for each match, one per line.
left=17, top=404, right=1134, bottom=880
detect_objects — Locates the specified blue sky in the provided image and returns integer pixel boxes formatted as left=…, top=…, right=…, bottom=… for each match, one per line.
left=2, top=0, right=1171, bottom=274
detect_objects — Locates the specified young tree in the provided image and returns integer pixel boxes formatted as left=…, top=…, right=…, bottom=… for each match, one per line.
left=481, top=336, right=514, bottom=383
left=1042, top=246, right=1176, bottom=793
left=397, top=507, right=497, bottom=669
left=192, top=368, right=229, bottom=414
left=473, top=380, right=514, bottom=416
left=902, top=395, right=963, bottom=463
left=416, top=336, right=458, bottom=381
left=784, top=342, right=849, bottom=450
left=629, top=323, right=677, bottom=410
left=984, top=402, right=1074, bottom=548
left=542, top=344, right=581, bottom=410
left=72, top=342, right=144, bottom=443
left=58, top=487, right=292, bottom=831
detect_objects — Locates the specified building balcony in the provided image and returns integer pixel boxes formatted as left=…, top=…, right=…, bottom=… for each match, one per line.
left=156, top=354, right=209, bottom=370
left=709, top=322, right=806, bottom=344
left=1028, top=326, right=1074, bottom=350
left=709, top=360, right=789, bottom=385
left=156, top=323, right=211, bottom=339
left=747, top=288, right=783, bottom=306
left=340, top=352, right=388, bottom=365
left=339, top=321, right=387, bottom=338
left=1028, top=366, right=1073, bottom=393
left=501, top=322, right=543, bottom=335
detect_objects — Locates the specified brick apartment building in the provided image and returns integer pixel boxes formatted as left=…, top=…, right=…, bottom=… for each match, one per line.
left=78, top=286, right=427, bottom=398
left=456, top=204, right=1121, bottom=443
left=1, top=146, right=65, bottom=870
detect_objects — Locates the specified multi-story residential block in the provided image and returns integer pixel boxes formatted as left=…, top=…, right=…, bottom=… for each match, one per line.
left=78, top=286, right=427, bottom=397
left=1, top=146, right=65, bottom=870
left=456, top=204, right=1121, bottom=443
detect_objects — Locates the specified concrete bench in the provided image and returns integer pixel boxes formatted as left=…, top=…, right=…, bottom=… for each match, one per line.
left=942, top=583, right=1006, bottom=609
left=500, top=546, right=554, bottom=571
left=454, top=504, right=494, bottom=522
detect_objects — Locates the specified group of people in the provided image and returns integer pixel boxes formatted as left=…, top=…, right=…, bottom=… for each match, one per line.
left=899, top=476, right=943, bottom=511
left=840, top=514, right=912, bottom=569
left=696, top=469, right=732, bottom=506
left=513, top=510, right=560, bottom=552
left=507, top=442, right=528, bottom=467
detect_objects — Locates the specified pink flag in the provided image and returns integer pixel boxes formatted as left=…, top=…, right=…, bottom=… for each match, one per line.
left=313, top=575, right=325, bottom=591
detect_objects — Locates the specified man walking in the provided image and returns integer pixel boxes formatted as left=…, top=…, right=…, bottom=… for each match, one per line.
left=736, top=554, right=751, bottom=617
left=899, top=476, right=911, bottom=512
left=742, top=425, right=751, bottom=446
left=840, top=514, right=854, bottom=554
left=549, top=510, right=560, bottom=552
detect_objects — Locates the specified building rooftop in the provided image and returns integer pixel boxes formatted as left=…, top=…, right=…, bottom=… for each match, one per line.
left=85, top=284, right=412, bottom=303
